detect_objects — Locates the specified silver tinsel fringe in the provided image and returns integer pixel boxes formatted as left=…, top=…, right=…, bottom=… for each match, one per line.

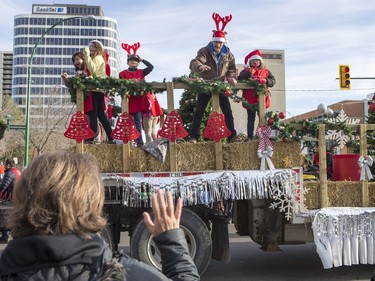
left=102, top=169, right=303, bottom=220
left=312, top=207, right=375, bottom=269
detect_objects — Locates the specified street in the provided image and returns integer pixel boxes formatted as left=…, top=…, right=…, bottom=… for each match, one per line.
left=0, top=224, right=374, bottom=280
left=202, top=224, right=374, bottom=281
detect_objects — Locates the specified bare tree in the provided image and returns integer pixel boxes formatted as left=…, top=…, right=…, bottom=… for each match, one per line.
left=0, top=95, right=25, bottom=161
left=28, top=86, right=76, bottom=157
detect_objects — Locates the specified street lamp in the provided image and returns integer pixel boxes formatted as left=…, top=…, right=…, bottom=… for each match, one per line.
left=24, top=15, right=95, bottom=167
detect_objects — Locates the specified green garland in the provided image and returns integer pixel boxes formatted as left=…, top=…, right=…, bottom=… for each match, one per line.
left=67, top=75, right=268, bottom=112
left=265, top=111, right=358, bottom=149
left=67, top=76, right=161, bottom=103
left=172, top=76, right=270, bottom=110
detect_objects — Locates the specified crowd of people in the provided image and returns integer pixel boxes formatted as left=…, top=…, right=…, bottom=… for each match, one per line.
left=61, top=12, right=276, bottom=145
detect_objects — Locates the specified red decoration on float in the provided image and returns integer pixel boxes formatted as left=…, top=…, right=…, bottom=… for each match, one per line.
left=202, top=111, right=231, bottom=142
left=64, top=111, right=95, bottom=143
left=111, top=112, right=140, bottom=144
left=158, top=111, right=188, bottom=142
left=256, top=125, right=273, bottom=151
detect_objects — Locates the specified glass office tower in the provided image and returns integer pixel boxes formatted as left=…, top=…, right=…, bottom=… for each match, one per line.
left=12, top=4, right=121, bottom=114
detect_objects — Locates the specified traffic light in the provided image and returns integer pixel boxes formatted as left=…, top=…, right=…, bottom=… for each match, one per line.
left=339, top=64, right=350, bottom=90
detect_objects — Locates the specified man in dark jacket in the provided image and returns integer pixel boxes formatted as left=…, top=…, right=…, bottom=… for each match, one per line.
left=188, top=12, right=237, bottom=143
left=0, top=158, right=20, bottom=243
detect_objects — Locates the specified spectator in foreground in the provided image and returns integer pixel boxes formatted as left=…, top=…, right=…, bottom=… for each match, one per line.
left=0, top=151, right=199, bottom=281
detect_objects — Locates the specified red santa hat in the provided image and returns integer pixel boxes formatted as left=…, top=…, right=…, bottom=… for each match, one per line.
left=244, top=50, right=263, bottom=65
left=211, top=12, right=232, bottom=43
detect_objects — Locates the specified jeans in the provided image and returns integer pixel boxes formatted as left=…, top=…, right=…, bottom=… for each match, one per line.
left=87, top=92, right=113, bottom=142
left=190, top=93, right=236, bottom=140
left=247, top=109, right=257, bottom=139
left=132, top=111, right=144, bottom=144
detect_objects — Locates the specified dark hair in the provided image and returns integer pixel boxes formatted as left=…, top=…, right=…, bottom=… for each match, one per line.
left=71, top=52, right=86, bottom=71
left=5, top=159, right=15, bottom=167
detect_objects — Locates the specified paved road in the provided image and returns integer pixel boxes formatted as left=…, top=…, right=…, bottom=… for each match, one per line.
left=1, top=224, right=374, bottom=280
left=202, top=225, right=374, bottom=281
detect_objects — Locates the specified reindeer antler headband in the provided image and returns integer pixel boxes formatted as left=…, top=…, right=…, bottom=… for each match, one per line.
left=212, top=12, right=232, bottom=33
left=121, top=42, right=141, bottom=55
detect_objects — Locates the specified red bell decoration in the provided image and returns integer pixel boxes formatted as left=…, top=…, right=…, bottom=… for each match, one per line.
left=111, top=112, right=140, bottom=144
left=202, top=111, right=231, bottom=142
left=158, top=111, right=188, bottom=142
left=369, top=102, right=375, bottom=113
left=64, top=111, right=95, bottom=143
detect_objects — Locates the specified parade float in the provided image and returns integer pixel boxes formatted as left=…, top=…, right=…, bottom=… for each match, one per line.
left=2, top=75, right=375, bottom=275
left=64, top=73, right=375, bottom=273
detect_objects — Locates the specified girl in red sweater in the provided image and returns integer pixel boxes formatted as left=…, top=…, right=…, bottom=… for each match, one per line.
left=238, top=50, right=276, bottom=140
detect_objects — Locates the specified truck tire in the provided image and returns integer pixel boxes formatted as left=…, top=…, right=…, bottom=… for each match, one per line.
left=130, top=208, right=212, bottom=275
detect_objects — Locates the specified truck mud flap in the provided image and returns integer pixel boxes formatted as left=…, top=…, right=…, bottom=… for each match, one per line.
left=211, top=215, right=230, bottom=263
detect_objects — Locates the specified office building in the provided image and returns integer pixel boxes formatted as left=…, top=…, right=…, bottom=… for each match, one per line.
left=12, top=3, right=121, bottom=115
left=0, top=51, right=13, bottom=109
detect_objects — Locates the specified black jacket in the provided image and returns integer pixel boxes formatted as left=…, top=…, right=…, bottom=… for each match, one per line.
left=0, top=229, right=199, bottom=281
left=0, top=168, right=19, bottom=193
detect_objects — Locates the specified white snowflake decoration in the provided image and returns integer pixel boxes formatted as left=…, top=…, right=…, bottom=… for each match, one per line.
left=269, top=178, right=307, bottom=220
left=325, top=109, right=360, bottom=149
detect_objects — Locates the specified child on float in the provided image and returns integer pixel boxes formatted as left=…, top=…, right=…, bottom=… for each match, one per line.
left=238, top=50, right=276, bottom=140
left=143, top=91, right=163, bottom=143
left=119, top=42, right=154, bottom=147
left=83, top=40, right=114, bottom=143
left=61, top=51, right=103, bottom=143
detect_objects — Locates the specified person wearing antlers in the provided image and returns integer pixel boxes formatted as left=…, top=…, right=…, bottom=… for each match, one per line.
left=119, top=42, right=154, bottom=147
left=188, top=12, right=238, bottom=143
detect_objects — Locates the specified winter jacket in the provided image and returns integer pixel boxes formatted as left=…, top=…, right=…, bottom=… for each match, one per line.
left=84, top=47, right=106, bottom=79
left=119, top=60, right=154, bottom=114
left=190, top=42, right=236, bottom=81
left=238, top=67, right=276, bottom=108
left=0, top=229, right=199, bottom=281
left=0, top=167, right=20, bottom=193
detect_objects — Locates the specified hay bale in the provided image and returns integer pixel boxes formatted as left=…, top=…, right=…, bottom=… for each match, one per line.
left=304, top=181, right=375, bottom=209
left=83, top=140, right=302, bottom=173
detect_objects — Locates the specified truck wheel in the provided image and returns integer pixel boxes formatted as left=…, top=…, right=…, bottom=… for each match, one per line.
left=130, top=208, right=212, bottom=275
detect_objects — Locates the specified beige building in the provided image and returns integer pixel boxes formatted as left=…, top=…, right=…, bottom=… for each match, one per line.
left=232, top=49, right=286, bottom=136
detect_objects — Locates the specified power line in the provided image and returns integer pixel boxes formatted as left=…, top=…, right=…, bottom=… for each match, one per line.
left=271, top=88, right=375, bottom=92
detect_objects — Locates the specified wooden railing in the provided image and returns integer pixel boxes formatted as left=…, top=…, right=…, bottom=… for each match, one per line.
left=75, top=82, right=261, bottom=172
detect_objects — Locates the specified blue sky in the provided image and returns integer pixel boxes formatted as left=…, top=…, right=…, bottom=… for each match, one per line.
left=1, top=0, right=375, bottom=117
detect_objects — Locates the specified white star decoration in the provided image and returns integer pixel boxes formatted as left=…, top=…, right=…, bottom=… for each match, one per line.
left=325, top=109, right=360, bottom=149
left=269, top=177, right=307, bottom=220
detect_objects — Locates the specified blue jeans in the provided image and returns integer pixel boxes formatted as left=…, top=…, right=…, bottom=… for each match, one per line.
left=132, top=111, right=144, bottom=144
